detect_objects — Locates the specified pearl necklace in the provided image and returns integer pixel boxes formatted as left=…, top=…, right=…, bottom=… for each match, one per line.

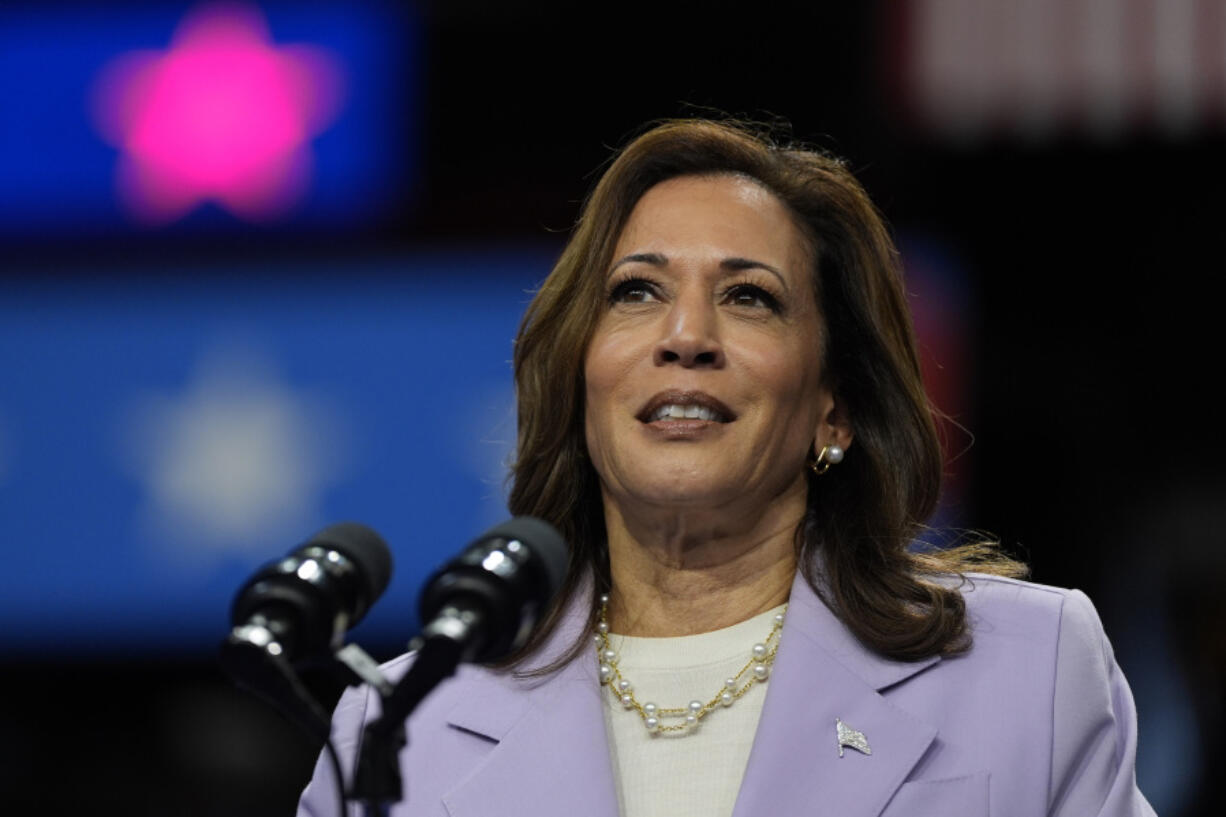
left=594, top=593, right=785, bottom=735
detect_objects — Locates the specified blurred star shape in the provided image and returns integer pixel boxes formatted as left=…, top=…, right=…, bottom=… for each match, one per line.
left=92, top=2, right=345, bottom=224
left=119, top=342, right=352, bottom=561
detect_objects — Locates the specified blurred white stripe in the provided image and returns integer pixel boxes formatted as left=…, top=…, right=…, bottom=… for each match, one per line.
left=1154, top=0, right=1199, bottom=132
left=1082, top=0, right=1129, bottom=134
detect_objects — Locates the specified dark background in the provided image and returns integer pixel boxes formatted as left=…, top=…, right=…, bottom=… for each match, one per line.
left=3, top=1, right=1221, bottom=814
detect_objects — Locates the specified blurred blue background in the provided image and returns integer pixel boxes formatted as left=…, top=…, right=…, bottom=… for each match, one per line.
left=0, top=256, right=547, bottom=654
left=1, top=0, right=1221, bottom=814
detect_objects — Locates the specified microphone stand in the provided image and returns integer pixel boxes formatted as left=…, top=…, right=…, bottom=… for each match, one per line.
left=222, top=625, right=387, bottom=817
left=350, top=605, right=483, bottom=817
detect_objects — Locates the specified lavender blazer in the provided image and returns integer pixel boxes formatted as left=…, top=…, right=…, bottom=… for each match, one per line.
left=298, top=571, right=1155, bottom=816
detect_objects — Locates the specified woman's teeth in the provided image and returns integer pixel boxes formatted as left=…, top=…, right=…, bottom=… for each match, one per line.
left=649, top=404, right=723, bottom=422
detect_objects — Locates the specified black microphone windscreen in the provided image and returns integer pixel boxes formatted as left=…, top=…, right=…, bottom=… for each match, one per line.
left=304, top=522, right=393, bottom=604
left=482, top=516, right=568, bottom=592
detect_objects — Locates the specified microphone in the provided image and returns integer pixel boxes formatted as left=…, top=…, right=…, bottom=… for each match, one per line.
left=222, top=522, right=393, bottom=670
left=352, top=517, right=567, bottom=808
left=220, top=523, right=393, bottom=742
left=415, top=515, right=568, bottom=663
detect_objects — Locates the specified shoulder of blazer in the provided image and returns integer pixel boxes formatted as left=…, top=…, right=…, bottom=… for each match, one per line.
left=955, top=572, right=1071, bottom=651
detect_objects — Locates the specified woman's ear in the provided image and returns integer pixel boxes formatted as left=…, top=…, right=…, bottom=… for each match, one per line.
left=814, top=395, right=854, bottom=455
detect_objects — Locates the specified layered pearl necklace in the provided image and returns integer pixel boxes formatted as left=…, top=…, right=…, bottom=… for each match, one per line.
left=595, top=593, right=786, bottom=735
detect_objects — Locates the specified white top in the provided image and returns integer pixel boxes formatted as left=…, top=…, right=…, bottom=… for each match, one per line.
left=600, top=605, right=786, bottom=817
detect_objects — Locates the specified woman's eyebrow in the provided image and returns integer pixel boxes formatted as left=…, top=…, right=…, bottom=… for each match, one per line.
left=609, top=252, right=668, bottom=273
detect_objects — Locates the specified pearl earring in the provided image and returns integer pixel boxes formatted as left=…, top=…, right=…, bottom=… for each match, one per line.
left=810, top=443, right=844, bottom=476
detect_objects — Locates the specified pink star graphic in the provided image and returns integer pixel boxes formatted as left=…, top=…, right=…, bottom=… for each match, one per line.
left=92, top=3, right=345, bottom=224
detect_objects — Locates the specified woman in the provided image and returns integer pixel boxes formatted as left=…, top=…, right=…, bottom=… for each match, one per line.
left=299, top=120, right=1155, bottom=816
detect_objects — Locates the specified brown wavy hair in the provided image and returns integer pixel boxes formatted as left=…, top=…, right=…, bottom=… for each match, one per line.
left=506, top=119, right=1025, bottom=667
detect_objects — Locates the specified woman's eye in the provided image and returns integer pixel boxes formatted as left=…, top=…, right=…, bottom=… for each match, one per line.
left=609, top=278, right=659, bottom=303
left=724, top=284, right=779, bottom=311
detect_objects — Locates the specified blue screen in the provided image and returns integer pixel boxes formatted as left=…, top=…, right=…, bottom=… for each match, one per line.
left=0, top=248, right=559, bottom=655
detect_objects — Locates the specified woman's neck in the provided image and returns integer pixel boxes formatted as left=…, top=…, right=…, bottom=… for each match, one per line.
left=601, top=490, right=803, bottom=637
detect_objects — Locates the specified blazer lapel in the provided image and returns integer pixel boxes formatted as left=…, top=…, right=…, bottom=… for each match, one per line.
left=440, top=587, right=621, bottom=817
left=434, top=572, right=944, bottom=817
left=732, top=573, right=942, bottom=817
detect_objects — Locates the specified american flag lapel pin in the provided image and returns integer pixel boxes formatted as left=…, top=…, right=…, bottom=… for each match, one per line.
left=836, top=718, right=871, bottom=758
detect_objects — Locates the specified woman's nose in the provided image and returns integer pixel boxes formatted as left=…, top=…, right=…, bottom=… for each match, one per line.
left=653, top=295, right=725, bottom=368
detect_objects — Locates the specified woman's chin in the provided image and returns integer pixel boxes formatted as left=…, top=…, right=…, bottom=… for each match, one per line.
left=613, top=476, right=752, bottom=514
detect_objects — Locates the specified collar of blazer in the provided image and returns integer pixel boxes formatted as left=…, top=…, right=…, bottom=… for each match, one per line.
left=438, top=569, right=945, bottom=817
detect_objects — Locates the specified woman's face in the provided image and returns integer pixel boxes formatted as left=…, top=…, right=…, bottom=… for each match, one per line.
left=583, top=174, right=840, bottom=515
